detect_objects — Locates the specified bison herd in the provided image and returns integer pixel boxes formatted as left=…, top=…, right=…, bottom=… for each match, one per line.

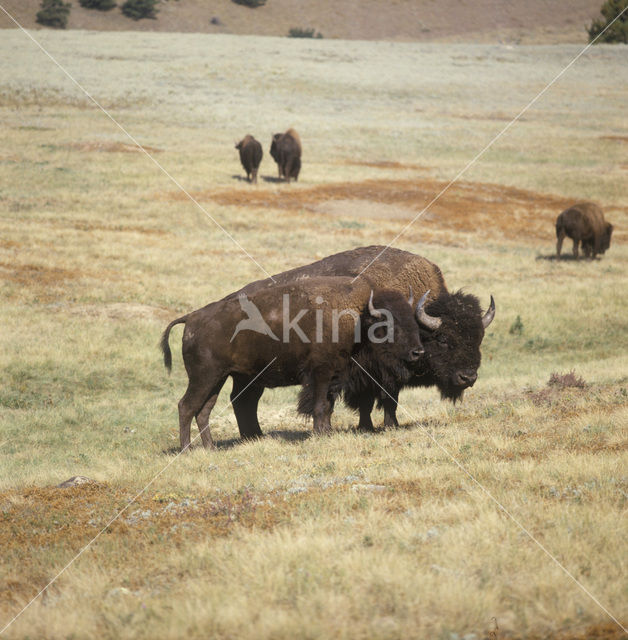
left=162, top=246, right=495, bottom=451
left=235, top=128, right=301, bottom=184
left=162, top=135, right=615, bottom=451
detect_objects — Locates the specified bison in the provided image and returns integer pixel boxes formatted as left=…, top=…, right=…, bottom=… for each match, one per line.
left=556, top=202, right=613, bottom=259
left=235, top=135, right=263, bottom=184
left=270, top=128, right=301, bottom=181
left=161, top=276, right=425, bottom=450
left=224, top=246, right=495, bottom=434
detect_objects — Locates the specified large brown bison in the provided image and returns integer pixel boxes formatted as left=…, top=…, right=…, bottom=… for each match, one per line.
left=270, top=128, right=301, bottom=181
left=235, top=135, right=263, bottom=184
left=226, top=246, right=495, bottom=434
left=161, top=276, right=425, bottom=450
left=556, top=202, right=613, bottom=259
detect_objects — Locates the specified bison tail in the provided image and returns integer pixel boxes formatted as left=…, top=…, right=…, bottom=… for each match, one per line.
left=160, top=315, right=188, bottom=373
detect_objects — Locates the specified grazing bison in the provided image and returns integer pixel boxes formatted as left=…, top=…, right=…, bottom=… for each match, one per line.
left=556, top=202, right=613, bottom=259
left=270, top=128, right=301, bottom=181
left=227, top=246, right=495, bottom=434
left=161, top=276, right=425, bottom=450
left=235, top=135, right=263, bottom=184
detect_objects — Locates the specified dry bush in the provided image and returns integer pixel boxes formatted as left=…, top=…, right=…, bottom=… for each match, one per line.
left=548, top=370, right=587, bottom=389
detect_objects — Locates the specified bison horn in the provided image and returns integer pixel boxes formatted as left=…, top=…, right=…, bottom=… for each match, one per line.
left=368, top=290, right=383, bottom=318
left=408, top=286, right=414, bottom=306
left=481, top=295, right=496, bottom=329
left=415, top=289, right=442, bottom=330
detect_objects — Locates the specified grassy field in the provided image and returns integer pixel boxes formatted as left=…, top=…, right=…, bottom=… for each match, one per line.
left=0, top=30, right=627, bottom=639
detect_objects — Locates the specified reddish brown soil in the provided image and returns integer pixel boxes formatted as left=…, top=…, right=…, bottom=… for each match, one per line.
left=161, top=177, right=579, bottom=245
left=0, top=261, right=81, bottom=289
left=600, top=136, right=628, bottom=144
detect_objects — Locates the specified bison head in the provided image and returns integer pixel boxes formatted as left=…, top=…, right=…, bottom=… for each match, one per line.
left=357, top=289, right=425, bottom=386
left=269, top=133, right=282, bottom=163
left=601, top=222, right=614, bottom=254
left=413, top=290, right=495, bottom=402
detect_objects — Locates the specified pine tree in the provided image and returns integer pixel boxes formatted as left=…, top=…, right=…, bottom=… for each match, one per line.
left=36, top=0, right=72, bottom=28
left=588, top=0, right=628, bottom=43
left=79, top=0, right=117, bottom=10
left=120, top=0, right=159, bottom=20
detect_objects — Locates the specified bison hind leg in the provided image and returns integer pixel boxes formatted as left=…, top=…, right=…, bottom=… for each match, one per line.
left=178, top=375, right=227, bottom=451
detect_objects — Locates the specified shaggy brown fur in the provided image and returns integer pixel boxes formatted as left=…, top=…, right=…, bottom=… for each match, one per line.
left=161, top=275, right=422, bottom=450
left=235, top=134, right=263, bottom=183
left=269, top=128, right=301, bottom=181
left=225, top=246, right=494, bottom=433
left=556, top=202, right=613, bottom=259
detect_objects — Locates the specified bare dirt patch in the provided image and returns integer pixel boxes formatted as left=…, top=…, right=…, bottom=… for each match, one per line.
left=160, top=177, right=575, bottom=244
left=0, top=0, right=602, bottom=43
left=67, top=141, right=163, bottom=154
left=0, top=262, right=81, bottom=289
left=599, top=136, right=628, bottom=144
left=67, top=302, right=174, bottom=322
left=343, top=160, right=431, bottom=171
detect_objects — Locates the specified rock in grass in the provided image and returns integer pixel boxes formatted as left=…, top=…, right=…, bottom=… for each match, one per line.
left=57, top=475, right=96, bottom=488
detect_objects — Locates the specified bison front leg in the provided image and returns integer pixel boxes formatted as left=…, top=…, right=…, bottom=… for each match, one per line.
left=382, top=390, right=400, bottom=428
left=572, top=238, right=580, bottom=259
left=356, top=394, right=376, bottom=432
left=556, top=228, right=566, bottom=257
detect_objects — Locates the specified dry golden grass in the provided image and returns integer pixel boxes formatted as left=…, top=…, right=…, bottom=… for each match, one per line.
left=0, top=30, right=627, bottom=639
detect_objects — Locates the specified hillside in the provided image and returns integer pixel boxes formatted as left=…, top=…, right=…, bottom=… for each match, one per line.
left=1, top=0, right=605, bottom=43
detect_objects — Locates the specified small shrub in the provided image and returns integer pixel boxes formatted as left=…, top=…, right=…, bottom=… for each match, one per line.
left=36, top=0, right=71, bottom=28
left=587, top=0, right=628, bottom=43
left=288, top=27, right=323, bottom=38
left=79, top=0, right=116, bottom=9
left=232, top=0, right=266, bottom=7
left=120, top=0, right=159, bottom=19
left=547, top=370, right=586, bottom=389
left=509, top=315, right=524, bottom=335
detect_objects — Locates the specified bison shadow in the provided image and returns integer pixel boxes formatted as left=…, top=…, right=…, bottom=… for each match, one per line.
left=160, top=429, right=310, bottom=455
left=260, top=175, right=287, bottom=184
left=536, top=254, right=600, bottom=262
left=161, top=420, right=428, bottom=455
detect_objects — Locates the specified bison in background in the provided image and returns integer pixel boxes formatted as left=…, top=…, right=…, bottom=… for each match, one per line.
left=161, top=276, right=424, bottom=451
left=235, top=135, right=263, bottom=183
left=270, top=128, right=301, bottom=181
left=226, top=246, right=495, bottom=434
left=556, top=202, right=613, bottom=259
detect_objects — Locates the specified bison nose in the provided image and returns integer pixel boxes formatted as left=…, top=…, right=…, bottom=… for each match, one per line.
left=455, top=370, right=477, bottom=387
left=408, top=347, right=424, bottom=362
